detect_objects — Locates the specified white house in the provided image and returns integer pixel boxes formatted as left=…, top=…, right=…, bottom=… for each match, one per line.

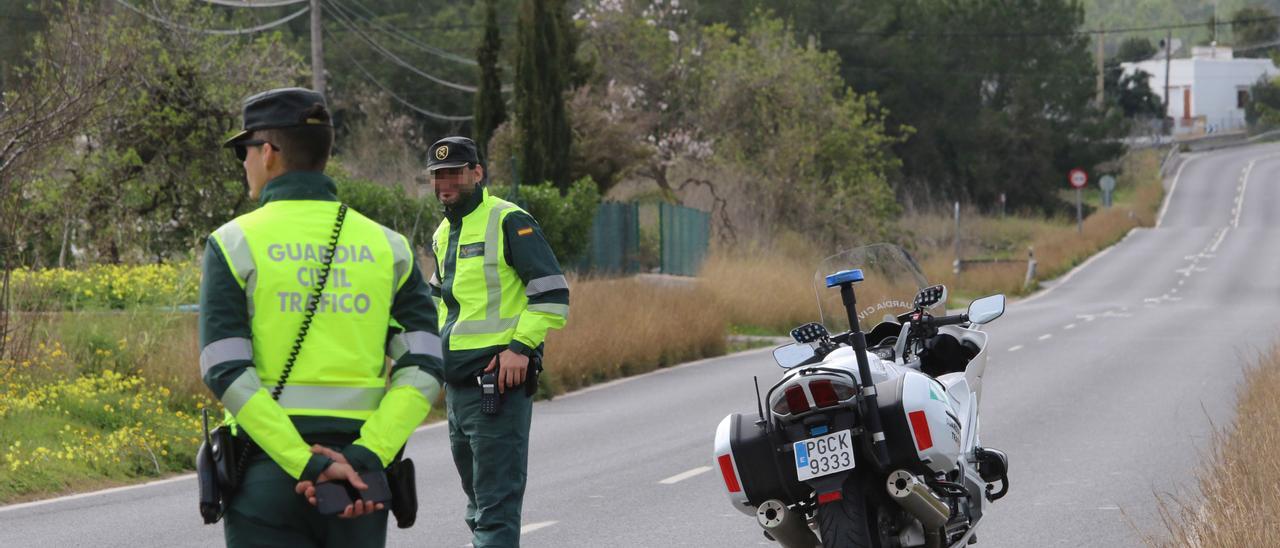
left=1123, top=45, right=1279, bottom=135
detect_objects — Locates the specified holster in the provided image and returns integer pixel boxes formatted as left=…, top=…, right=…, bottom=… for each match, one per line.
left=525, top=355, right=543, bottom=397
left=196, top=410, right=240, bottom=524
left=386, top=452, right=418, bottom=529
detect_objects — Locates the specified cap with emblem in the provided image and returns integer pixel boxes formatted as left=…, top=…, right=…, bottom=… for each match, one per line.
left=426, top=136, right=480, bottom=171
left=223, top=87, right=331, bottom=147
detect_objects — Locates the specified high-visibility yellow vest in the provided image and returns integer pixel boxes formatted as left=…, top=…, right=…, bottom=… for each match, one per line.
left=433, top=191, right=528, bottom=350
left=212, top=199, right=414, bottom=421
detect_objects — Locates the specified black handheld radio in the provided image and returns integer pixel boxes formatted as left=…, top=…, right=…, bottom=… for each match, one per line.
left=479, top=355, right=501, bottom=415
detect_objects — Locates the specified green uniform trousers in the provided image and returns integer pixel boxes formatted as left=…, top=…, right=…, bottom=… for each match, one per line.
left=224, top=450, right=388, bottom=548
left=447, top=382, right=534, bottom=548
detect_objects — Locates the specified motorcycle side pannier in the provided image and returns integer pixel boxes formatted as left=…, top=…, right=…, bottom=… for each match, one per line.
left=875, top=374, right=934, bottom=474
left=726, top=412, right=808, bottom=506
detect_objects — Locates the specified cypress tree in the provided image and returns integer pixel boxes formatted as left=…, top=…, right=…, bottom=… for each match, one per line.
left=473, top=0, right=505, bottom=159
left=515, top=0, right=572, bottom=189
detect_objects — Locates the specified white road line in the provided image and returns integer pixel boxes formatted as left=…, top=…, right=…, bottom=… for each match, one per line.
left=1157, top=155, right=1194, bottom=227
left=520, top=521, right=558, bottom=534
left=1008, top=345, right=1024, bottom=352
left=555, top=346, right=775, bottom=401
left=1063, top=324, right=1076, bottom=330
left=1019, top=231, right=1130, bottom=305
left=0, top=474, right=197, bottom=513
left=1210, top=226, right=1229, bottom=253
left=1235, top=161, right=1254, bottom=228
left=467, top=522, right=560, bottom=545
left=0, top=417, right=453, bottom=514
left=660, top=466, right=712, bottom=485
left=1038, top=334, right=1052, bottom=341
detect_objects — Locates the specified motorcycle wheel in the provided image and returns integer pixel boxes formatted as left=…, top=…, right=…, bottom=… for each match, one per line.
left=816, top=493, right=876, bottom=548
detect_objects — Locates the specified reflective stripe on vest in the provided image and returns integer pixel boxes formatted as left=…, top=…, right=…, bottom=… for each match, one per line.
left=213, top=221, right=258, bottom=318
left=450, top=200, right=519, bottom=336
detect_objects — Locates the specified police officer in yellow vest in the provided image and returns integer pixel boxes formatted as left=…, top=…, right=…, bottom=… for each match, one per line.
left=426, top=137, right=569, bottom=547
left=200, top=88, right=444, bottom=547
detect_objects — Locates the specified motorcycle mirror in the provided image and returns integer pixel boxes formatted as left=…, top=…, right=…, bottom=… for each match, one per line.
left=967, top=294, right=1006, bottom=325
left=914, top=284, right=947, bottom=309
left=789, top=322, right=829, bottom=344
left=773, top=343, right=817, bottom=369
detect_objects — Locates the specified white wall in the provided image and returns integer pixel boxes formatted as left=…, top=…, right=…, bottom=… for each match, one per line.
left=1122, top=57, right=1278, bottom=131
left=1192, top=58, right=1274, bottom=132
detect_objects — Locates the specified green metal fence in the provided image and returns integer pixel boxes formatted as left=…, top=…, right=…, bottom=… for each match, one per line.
left=577, top=201, right=709, bottom=277
left=576, top=201, right=640, bottom=274
left=658, top=202, right=710, bottom=277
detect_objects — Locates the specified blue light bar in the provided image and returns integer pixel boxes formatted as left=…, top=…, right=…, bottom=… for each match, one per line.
left=825, top=269, right=865, bottom=288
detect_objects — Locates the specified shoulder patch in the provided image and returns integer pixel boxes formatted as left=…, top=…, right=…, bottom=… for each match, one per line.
left=517, top=227, right=534, bottom=237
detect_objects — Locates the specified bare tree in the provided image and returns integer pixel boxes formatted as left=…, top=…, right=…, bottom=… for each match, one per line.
left=0, top=1, right=136, bottom=358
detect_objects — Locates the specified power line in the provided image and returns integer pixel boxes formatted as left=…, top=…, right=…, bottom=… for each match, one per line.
left=323, top=27, right=473, bottom=121
left=114, top=0, right=309, bottom=35
left=818, top=14, right=1280, bottom=40
left=336, top=0, right=477, bottom=66
left=322, top=0, right=477, bottom=93
left=199, top=0, right=308, bottom=7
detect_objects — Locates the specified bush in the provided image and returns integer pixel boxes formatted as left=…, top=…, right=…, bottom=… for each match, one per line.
left=493, top=176, right=600, bottom=264
left=1246, top=77, right=1280, bottom=131
left=330, top=163, right=440, bottom=250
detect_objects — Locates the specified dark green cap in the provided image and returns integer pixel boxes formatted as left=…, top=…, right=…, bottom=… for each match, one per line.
left=426, top=136, right=479, bottom=171
left=223, top=87, right=331, bottom=147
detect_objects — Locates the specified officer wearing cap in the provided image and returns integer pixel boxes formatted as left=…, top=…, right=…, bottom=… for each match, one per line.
left=200, top=87, right=444, bottom=547
left=426, top=136, right=569, bottom=547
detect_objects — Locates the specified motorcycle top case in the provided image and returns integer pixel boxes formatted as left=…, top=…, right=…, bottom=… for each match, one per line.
left=876, top=370, right=962, bottom=475
left=715, top=412, right=807, bottom=512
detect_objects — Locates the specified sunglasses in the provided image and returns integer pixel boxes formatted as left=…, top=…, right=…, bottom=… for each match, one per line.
left=234, top=139, right=279, bottom=162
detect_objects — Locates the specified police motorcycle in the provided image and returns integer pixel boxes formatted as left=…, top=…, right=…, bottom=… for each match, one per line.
left=713, top=244, right=1010, bottom=548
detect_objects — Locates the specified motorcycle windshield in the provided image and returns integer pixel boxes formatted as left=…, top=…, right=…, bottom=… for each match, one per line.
left=814, top=243, right=937, bottom=334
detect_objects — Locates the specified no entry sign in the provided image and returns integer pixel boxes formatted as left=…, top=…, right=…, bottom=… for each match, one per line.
left=1069, top=168, right=1088, bottom=189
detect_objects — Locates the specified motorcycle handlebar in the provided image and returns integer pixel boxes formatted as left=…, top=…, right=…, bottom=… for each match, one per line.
left=932, top=314, right=968, bottom=327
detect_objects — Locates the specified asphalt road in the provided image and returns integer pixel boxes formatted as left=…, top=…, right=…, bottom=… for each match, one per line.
left=2, top=143, right=1279, bottom=547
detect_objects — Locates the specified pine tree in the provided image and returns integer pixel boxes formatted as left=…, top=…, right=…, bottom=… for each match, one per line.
left=473, top=0, right=505, bottom=159
left=515, top=0, right=572, bottom=190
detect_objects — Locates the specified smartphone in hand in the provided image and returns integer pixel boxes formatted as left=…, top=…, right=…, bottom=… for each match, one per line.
left=315, top=470, right=392, bottom=516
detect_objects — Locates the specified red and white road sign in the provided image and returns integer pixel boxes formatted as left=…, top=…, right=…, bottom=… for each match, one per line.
left=1069, top=168, right=1088, bottom=189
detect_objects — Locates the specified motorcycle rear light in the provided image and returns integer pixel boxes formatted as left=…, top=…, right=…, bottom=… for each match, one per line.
left=809, top=380, right=838, bottom=408
left=784, top=385, right=810, bottom=414
left=717, top=454, right=742, bottom=493
left=817, top=491, right=843, bottom=504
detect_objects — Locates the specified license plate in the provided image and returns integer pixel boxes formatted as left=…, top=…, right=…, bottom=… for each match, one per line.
left=793, top=430, right=855, bottom=481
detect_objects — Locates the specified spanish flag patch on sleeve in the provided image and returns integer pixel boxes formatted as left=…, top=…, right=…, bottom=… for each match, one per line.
left=517, top=227, right=534, bottom=237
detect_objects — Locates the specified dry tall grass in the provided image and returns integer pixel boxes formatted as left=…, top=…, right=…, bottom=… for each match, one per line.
left=542, top=275, right=727, bottom=394
left=1149, top=344, right=1280, bottom=547
left=918, top=149, right=1166, bottom=301
left=699, top=236, right=822, bottom=334
left=702, top=149, right=1166, bottom=325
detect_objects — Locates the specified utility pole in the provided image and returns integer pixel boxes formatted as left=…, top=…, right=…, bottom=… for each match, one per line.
left=311, top=0, right=325, bottom=95
left=1163, top=29, right=1172, bottom=123
left=1096, top=28, right=1105, bottom=107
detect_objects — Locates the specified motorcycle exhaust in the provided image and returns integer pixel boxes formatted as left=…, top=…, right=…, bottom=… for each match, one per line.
left=756, top=499, right=819, bottom=548
left=885, top=470, right=950, bottom=530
